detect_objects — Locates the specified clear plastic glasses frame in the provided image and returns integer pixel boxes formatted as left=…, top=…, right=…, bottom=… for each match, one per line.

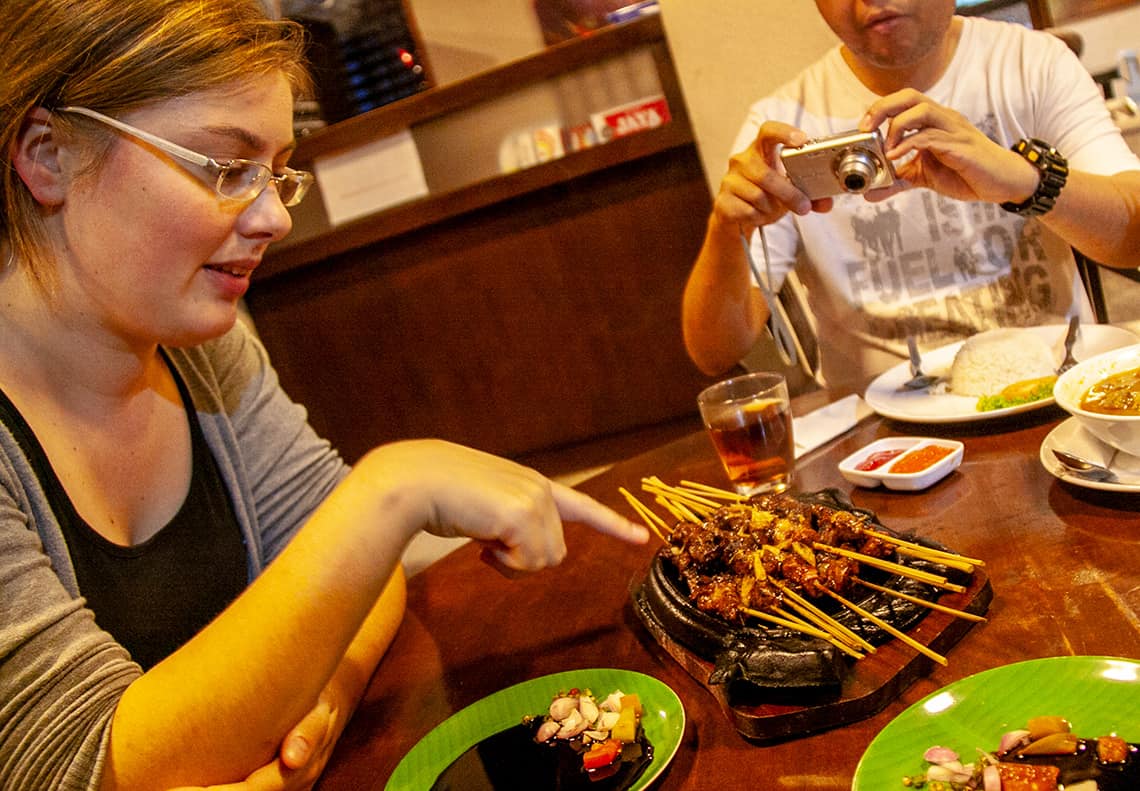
left=57, top=105, right=314, bottom=207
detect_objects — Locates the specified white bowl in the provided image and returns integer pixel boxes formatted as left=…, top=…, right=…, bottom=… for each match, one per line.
left=838, top=437, right=964, bottom=491
left=1054, top=343, right=1140, bottom=457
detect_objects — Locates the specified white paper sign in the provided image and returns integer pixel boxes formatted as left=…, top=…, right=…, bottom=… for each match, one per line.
left=314, top=130, right=429, bottom=226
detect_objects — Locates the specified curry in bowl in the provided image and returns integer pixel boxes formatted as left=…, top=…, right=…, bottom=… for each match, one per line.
left=1080, top=366, right=1140, bottom=415
left=1054, top=344, right=1140, bottom=458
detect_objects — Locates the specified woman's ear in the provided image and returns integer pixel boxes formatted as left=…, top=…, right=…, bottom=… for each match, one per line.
left=11, top=107, right=67, bottom=206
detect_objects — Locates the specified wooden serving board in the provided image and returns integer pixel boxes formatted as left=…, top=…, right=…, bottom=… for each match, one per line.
left=633, top=568, right=993, bottom=742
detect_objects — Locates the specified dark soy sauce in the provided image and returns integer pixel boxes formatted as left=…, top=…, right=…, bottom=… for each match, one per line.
left=430, top=719, right=654, bottom=790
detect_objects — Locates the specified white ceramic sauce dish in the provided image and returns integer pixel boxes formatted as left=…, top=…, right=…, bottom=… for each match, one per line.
left=838, top=437, right=964, bottom=490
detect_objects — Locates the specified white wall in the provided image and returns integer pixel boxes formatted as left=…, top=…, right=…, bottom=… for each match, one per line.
left=657, top=1, right=838, bottom=195
left=1066, top=5, right=1140, bottom=76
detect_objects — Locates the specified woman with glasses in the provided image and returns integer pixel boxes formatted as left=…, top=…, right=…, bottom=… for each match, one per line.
left=0, top=1, right=648, bottom=789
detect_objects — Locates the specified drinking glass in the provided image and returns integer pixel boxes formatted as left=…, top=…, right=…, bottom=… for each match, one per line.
left=697, top=371, right=794, bottom=495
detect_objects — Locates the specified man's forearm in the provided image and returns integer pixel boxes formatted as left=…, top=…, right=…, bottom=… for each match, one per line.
left=682, top=217, right=770, bottom=375
left=1045, top=169, right=1140, bottom=269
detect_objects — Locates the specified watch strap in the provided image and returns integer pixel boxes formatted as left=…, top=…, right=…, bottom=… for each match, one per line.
left=1000, top=138, right=1068, bottom=217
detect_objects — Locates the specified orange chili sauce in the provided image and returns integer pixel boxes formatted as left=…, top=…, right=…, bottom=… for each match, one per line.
left=890, top=444, right=954, bottom=474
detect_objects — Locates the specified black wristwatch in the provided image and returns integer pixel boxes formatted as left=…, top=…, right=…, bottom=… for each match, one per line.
left=1000, top=138, right=1068, bottom=217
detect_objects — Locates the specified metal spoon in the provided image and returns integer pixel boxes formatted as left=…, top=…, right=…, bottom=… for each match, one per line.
left=902, top=334, right=940, bottom=390
left=1051, top=448, right=1118, bottom=482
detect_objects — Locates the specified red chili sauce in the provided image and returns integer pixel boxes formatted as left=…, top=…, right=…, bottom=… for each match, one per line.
left=889, top=445, right=954, bottom=474
left=854, top=448, right=905, bottom=471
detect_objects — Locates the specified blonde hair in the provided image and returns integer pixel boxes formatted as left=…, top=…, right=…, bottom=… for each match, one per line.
left=0, top=0, right=311, bottom=288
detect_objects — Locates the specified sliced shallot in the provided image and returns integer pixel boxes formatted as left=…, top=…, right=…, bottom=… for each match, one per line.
left=923, top=745, right=959, bottom=764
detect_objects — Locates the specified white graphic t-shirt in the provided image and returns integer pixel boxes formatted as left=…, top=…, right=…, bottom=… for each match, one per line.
left=734, top=16, right=1140, bottom=390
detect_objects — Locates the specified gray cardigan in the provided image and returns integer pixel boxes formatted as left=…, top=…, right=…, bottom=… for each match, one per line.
left=0, top=322, right=348, bottom=789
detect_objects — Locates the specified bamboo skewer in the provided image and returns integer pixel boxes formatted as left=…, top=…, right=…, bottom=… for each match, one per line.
left=855, top=578, right=987, bottom=623
left=642, top=476, right=723, bottom=509
left=892, top=546, right=976, bottom=574
left=781, top=597, right=860, bottom=652
left=772, top=605, right=826, bottom=635
left=651, top=496, right=688, bottom=525
left=641, top=478, right=720, bottom=519
left=654, top=495, right=701, bottom=525
left=773, top=581, right=877, bottom=655
left=677, top=480, right=747, bottom=501
left=773, top=605, right=869, bottom=661
left=619, top=487, right=673, bottom=543
left=652, top=491, right=709, bottom=522
left=813, top=542, right=967, bottom=594
left=863, top=530, right=985, bottom=570
left=823, top=588, right=948, bottom=666
left=742, top=606, right=866, bottom=660
left=742, top=606, right=828, bottom=637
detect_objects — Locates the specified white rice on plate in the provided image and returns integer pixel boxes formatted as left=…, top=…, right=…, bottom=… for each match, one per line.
left=949, top=328, right=1056, bottom=397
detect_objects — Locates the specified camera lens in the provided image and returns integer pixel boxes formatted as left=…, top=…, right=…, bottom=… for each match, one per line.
left=836, top=149, right=879, bottom=193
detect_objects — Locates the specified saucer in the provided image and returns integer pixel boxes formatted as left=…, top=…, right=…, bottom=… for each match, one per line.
left=1039, top=417, right=1140, bottom=492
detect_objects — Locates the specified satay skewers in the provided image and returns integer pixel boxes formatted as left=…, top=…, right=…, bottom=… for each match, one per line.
left=622, top=479, right=985, bottom=666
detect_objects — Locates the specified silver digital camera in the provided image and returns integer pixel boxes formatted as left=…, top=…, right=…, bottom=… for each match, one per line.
left=779, top=129, right=895, bottom=200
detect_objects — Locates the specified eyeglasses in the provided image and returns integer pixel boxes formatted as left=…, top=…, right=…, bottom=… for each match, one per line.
left=56, top=105, right=314, bottom=207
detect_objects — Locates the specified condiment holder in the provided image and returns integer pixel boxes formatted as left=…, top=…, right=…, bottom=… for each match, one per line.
left=838, top=437, right=964, bottom=490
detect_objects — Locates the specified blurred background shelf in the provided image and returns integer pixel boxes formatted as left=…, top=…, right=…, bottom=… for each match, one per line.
left=251, top=14, right=718, bottom=467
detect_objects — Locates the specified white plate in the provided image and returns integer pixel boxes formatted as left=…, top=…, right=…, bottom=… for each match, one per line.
left=1040, top=416, right=1140, bottom=492
left=386, top=668, right=685, bottom=790
left=864, top=324, right=1139, bottom=424
left=852, top=656, right=1140, bottom=789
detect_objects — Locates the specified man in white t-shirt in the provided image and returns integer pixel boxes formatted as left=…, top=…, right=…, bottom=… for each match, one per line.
left=682, top=1, right=1140, bottom=391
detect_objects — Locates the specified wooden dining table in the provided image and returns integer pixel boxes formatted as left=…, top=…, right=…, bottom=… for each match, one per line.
left=316, top=390, right=1140, bottom=790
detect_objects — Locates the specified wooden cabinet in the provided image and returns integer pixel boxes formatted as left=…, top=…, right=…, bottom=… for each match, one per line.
left=249, top=15, right=717, bottom=464
left=1032, top=0, right=1137, bottom=26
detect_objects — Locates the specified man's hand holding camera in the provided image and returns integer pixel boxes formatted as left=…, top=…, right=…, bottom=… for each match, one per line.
left=858, top=88, right=1042, bottom=207
left=720, top=89, right=1043, bottom=231
left=712, top=121, right=825, bottom=234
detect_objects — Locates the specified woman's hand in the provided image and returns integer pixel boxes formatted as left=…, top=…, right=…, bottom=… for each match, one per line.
left=859, top=88, right=1040, bottom=205
left=166, top=762, right=310, bottom=791
left=357, top=440, right=649, bottom=574
left=166, top=684, right=347, bottom=791
left=712, top=121, right=835, bottom=233
left=276, top=685, right=344, bottom=782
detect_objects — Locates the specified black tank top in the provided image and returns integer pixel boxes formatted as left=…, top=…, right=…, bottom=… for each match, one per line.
left=0, top=355, right=247, bottom=670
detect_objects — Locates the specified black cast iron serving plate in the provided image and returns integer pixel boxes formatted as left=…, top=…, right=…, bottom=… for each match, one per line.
left=630, top=488, right=993, bottom=742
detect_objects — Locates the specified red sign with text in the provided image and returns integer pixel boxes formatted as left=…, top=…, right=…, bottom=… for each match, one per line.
left=591, top=95, right=671, bottom=143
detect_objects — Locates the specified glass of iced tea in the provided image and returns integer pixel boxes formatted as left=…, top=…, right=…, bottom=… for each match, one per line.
left=697, top=371, right=794, bottom=495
